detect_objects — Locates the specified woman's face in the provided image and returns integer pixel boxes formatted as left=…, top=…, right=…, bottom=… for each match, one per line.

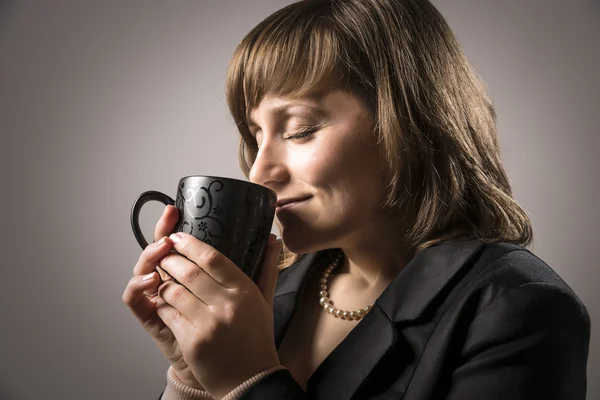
left=247, top=90, right=387, bottom=254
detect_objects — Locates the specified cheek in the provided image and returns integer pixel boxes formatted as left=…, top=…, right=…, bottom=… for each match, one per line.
left=290, top=137, right=384, bottom=202
left=328, top=142, right=386, bottom=210
left=288, top=142, right=346, bottom=186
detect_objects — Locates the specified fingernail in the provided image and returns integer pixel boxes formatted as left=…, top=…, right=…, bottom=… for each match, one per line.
left=142, top=272, right=155, bottom=281
left=169, top=233, right=182, bottom=243
left=153, top=237, right=166, bottom=247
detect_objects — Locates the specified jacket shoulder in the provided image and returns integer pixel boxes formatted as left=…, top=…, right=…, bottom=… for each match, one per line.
left=464, top=242, right=587, bottom=314
left=475, top=243, right=572, bottom=289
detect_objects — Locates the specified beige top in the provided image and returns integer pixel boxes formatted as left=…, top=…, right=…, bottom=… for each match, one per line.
left=160, top=365, right=287, bottom=400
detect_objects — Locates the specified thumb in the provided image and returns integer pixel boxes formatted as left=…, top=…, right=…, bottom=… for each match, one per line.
left=255, top=233, right=283, bottom=308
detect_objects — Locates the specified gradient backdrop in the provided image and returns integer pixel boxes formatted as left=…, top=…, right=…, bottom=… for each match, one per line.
left=0, top=1, right=598, bottom=399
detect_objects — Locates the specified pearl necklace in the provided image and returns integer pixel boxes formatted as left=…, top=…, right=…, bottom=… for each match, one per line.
left=318, top=251, right=373, bottom=321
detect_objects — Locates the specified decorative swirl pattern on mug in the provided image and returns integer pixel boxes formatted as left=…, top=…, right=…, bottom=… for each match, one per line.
left=176, top=179, right=225, bottom=248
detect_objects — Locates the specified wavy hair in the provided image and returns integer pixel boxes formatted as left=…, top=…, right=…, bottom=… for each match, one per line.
left=226, top=0, right=533, bottom=270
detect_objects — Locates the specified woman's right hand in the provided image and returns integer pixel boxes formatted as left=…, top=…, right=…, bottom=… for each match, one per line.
left=122, top=205, right=204, bottom=390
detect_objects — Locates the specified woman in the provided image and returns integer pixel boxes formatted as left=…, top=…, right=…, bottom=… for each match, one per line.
left=123, top=0, right=590, bottom=399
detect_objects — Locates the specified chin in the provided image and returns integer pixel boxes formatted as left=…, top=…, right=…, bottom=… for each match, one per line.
left=279, top=229, right=336, bottom=255
left=277, top=212, right=348, bottom=254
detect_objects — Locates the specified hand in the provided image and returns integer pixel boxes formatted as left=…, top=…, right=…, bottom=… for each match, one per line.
left=153, top=231, right=283, bottom=399
left=122, top=205, right=204, bottom=390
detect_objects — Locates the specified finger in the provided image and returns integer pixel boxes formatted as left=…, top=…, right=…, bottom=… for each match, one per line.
left=151, top=205, right=179, bottom=282
left=159, top=251, right=226, bottom=303
left=255, top=234, right=283, bottom=308
left=169, top=232, right=247, bottom=289
left=122, top=272, right=161, bottom=323
left=154, top=205, right=180, bottom=243
left=132, top=236, right=174, bottom=276
left=155, top=292, right=196, bottom=348
left=157, top=280, right=209, bottom=324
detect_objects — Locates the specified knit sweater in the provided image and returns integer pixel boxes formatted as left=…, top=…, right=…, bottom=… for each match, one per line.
left=160, top=365, right=288, bottom=400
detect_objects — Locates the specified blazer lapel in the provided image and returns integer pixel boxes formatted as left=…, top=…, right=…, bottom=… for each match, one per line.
left=271, top=250, right=395, bottom=400
left=307, top=303, right=396, bottom=399
left=272, top=252, right=322, bottom=347
left=272, top=238, right=486, bottom=400
left=378, top=238, right=485, bottom=323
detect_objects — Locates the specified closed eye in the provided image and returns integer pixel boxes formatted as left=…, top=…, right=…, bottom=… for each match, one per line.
left=284, top=127, right=318, bottom=141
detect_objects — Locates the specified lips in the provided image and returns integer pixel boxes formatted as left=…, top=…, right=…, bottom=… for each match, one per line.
left=276, top=195, right=312, bottom=208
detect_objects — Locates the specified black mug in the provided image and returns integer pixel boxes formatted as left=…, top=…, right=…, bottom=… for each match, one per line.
left=130, top=175, right=277, bottom=282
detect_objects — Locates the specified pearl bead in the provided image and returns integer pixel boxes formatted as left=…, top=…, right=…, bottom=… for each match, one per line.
left=318, top=250, right=372, bottom=322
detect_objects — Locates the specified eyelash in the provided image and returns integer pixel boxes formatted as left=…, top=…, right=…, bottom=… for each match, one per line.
left=284, top=127, right=317, bottom=141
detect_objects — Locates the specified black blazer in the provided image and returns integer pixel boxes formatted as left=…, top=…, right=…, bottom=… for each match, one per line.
left=161, top=239, right=591, bottom=399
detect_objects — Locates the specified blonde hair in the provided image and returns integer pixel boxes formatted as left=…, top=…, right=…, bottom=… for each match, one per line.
left=226, top=0, right=533, bottom=270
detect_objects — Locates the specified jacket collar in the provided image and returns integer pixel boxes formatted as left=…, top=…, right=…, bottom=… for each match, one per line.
left=377, top=237, right=484, bottom=322
left=272, top=238, right=485, bottom=399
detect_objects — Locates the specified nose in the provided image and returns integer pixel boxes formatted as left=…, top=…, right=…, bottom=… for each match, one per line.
left=248, top=137, right=288, bottom=189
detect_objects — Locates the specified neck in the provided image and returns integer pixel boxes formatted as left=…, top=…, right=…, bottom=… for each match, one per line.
left=334, top=224, right=415, bottom=291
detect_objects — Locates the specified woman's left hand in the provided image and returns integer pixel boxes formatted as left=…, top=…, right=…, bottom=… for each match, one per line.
left=154, top=231, right=283, bottom=399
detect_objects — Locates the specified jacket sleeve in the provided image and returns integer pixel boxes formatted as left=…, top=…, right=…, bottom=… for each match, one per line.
left=446, top=282, right=590, bottom=400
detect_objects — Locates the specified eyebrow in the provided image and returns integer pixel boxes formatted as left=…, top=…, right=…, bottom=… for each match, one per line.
left=246, top=104, right=325, bottom=127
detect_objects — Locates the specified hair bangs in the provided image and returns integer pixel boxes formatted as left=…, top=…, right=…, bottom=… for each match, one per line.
left=227, top=2, right=343, bottom=133
left=243, top=22, right=341, bottom=111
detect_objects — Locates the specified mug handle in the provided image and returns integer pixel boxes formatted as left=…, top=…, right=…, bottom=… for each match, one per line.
left=130, top=190, right=176, bottom=249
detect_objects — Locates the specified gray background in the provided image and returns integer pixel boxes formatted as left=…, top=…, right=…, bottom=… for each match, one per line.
left=0, top=1, right=598, bottom=399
